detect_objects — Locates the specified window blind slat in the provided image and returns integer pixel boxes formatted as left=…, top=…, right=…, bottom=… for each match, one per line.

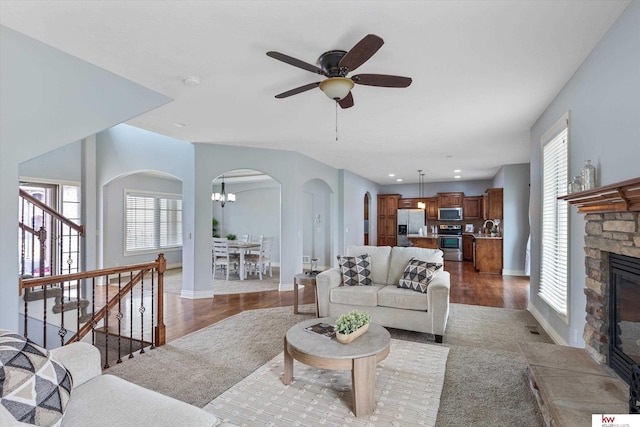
left=125, top=193, right=183, bottom=253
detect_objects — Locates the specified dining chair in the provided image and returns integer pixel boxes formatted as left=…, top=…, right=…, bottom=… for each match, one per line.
left=212, top=237, right=240, bottom=280
left=237, top=234, right=250, bottom=243
left=245, top=237, right=272, bottom=280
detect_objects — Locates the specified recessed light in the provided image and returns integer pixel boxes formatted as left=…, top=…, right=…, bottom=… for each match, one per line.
left=396, top=178, right=403, bottom=182
left=173, top=122, right=186, bottom=128
left=182, top=76, right=200, bottom=86
left=454, top=175, right=461, bottom=179
left=388, top=173, right=395, bottom=177
left=454, top=169, right=461, bottom=173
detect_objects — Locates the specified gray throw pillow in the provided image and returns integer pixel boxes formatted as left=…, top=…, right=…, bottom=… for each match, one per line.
left=398, top=257, right=443, bottom=293
left=337, top=254, right=372, bottom=286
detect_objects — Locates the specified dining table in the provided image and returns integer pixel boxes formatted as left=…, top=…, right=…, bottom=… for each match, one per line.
left=228, top=241, right=260, bottom=280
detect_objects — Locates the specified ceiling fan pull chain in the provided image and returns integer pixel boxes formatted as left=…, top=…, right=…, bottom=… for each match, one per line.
left=335, top=101, right=338, bottom=142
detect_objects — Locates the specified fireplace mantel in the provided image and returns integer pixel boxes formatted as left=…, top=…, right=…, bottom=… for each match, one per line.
left=559, top=177, right=640, bottom=214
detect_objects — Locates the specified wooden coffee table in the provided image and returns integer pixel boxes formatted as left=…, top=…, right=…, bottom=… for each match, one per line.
left=283, top=317, right=391, bottom=417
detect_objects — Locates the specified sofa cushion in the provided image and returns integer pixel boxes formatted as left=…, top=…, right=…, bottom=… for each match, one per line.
left=377, top=285, right=429, bottom=311
left=337, top=254, right=372, bottom=286
left=62, top=374, right=221, bottom=427
left=398, top=258, right=443, bottom=293
left=0, top=330, right=73, bottom=427
left=346, top=245, right=391, bottom=285
left=330, top=285, right=385, bottom=307
left=387, top=247, right=443, bottom=285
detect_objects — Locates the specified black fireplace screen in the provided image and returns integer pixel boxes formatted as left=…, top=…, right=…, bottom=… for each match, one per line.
left=609, top=253, right=640, bottom=384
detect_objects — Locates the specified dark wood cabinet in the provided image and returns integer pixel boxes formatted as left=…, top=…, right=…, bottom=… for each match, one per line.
left=426, top=197, right=438, bottom=220
left=408, top=237, right=438, bottom=249
left=462, top=234, right=474, bottom=261
left=377, top=194, right=400, bottom=246
left=463, top=196, right=483, bottom=219
left=438, top=192, right=464, bottom=208
left=483, top=188, right=504, bottom=220
left=398, top=198, right=427, bottom=209
left=474, top=238, right=503, bottom=274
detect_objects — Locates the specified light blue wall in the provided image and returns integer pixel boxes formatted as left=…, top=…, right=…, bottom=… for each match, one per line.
left=102, top=173, right=183, bottom=268
left=19, top=140, right=83, bottom=182
left=498, top=164, right=530, bottom=275
left=0, top=26, right=170, bottom=331
left=529, top=0, right=640, bottom=346
left=341, top=170, right=381, bottom=254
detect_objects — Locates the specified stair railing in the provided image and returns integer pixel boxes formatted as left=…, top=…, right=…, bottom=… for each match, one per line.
left=19, top=254, right=166, bottom=368
left=19, top=189, right=85, bottom=282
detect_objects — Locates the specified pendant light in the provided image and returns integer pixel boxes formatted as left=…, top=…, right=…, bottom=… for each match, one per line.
left=417, top=170, right=426, bottom=209
left=212, top=176, right=236, bottom=208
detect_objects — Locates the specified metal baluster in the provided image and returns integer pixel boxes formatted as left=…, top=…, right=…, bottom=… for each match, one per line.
left=129, top=271, right=134, bottom=359
left=91, top=277, right=97, bottom=346
left=76, top=278, right=81, bottom=343
left=116, top=273, right=123, bottom=364
left=139, top=271, right=145, bottom=354
left=150, top=270, right=155, bottom=350
left=103, top=273, right=109, bottom=369
left=59, top=281, right=66, bottom=346
left=43, top=285, right=47, bottom=348
left=23, top=285, right=28, bottom=340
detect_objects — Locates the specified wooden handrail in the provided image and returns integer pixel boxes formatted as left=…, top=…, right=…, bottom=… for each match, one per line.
left=20, top=254, right=167, bottom=347
left=19, top=189, right=85, bottom=236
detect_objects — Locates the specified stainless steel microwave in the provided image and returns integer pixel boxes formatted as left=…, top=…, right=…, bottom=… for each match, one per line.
left=438, top=207, right=463, bottom=221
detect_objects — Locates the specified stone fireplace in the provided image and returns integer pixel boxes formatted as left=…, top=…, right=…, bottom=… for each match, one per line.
left=583, top=211, right=640, bottom=381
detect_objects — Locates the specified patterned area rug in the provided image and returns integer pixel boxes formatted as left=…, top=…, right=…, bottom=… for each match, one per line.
left=204, top=339, right=448, bottom=426
left=163, top=268, right=280, bottom=295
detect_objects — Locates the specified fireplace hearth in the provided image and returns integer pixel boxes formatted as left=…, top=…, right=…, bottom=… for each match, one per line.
left=609, top=253, right=640, bottom=383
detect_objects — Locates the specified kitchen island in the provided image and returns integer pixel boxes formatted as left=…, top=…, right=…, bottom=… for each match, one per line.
left=407, top=234, right=438, bottom=249
left=465, top=233, right=503, bottom=274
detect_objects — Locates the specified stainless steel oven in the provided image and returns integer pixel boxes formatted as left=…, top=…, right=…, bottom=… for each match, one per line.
left=438, top=224, right=463, bottom=261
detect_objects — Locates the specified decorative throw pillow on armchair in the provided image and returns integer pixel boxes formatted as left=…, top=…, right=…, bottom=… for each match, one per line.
left=0, top=330, right=73, bottom=427
left=337, top=254, right=372, bottom=286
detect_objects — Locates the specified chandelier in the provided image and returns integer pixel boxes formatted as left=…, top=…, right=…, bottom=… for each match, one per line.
left=212, top=176, right=236, bottom=207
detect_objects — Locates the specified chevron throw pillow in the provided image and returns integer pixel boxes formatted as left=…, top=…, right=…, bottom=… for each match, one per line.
left=337, top=254, right=372, bottom=286
left=398, top=258, right=443, bottom=293
left=0, top=330, right=73, bottom=427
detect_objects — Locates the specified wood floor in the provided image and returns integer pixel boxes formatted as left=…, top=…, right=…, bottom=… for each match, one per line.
left=161, top=260, right=530, bottom=343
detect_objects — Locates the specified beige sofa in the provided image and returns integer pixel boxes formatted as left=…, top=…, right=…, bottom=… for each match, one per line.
left=49, top=342, right=236, bottom=427
left=316, top=245, right=450, bottom=343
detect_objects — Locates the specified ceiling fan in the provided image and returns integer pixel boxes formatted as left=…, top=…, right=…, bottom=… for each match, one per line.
left=266, top=34, right=412, bottom=109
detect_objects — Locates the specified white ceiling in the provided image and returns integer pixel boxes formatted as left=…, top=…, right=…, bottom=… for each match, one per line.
left=0, top=0, right=629, bottom=184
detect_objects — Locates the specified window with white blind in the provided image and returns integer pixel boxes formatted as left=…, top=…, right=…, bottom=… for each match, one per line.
left=125, top=191, right=182, bottom=254
left=539, top=114, right=569, bottom=321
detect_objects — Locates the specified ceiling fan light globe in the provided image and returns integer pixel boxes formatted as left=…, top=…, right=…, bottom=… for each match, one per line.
left=319, top=77, right=354, bottom=101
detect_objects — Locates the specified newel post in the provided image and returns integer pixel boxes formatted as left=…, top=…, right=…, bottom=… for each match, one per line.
left=154, top=253, right=166, bottom=346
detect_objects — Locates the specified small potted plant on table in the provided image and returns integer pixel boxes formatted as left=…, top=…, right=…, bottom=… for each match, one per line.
left=335, top=310, right=372, bottom=344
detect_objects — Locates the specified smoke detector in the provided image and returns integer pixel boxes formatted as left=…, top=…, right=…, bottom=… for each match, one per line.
left=182, top=76, right=200, bottom=86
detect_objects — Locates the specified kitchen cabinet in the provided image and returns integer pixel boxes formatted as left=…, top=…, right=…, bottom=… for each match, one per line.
left=377, top=194, right=400, bottom=246
left=438, top=192, right=464, bottom=208
left=483, top=188, right=503, bottom=220
left=462, top=234, right=474, bottom=261
left=426, top=197, right=438, bottom=220
left=463, top=196, right=483, bottom=219
left=408, top=236, right=438, bottom=249
left=398, top=198, right=427, bottom=209
left=474, top=237, right=503, bottom=274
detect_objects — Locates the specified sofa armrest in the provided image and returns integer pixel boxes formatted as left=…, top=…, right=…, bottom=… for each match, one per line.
left=426, top=271, right=451, bottom=337
left=50, top=342, right=102, bottom=389
left=315, top=268, right=342, bottom=317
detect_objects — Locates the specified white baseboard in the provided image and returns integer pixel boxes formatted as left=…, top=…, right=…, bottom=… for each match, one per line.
left=503, top=269, right=526, bottom=276
left=181, top=289, right=214, bottom=299
left=279, top=282, right=294, bottom=292
left=528, top=303, right=567, bottom=346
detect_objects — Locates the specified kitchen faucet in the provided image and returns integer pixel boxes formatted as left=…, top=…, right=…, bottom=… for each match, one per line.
left=482, top=219, right=501, bottom=234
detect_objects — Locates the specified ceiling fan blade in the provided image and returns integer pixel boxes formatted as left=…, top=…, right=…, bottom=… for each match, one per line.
left=339, top=92, right=354, bottom=109
left=266, top=51, right=325, bottom=75
left=274, top=82, right=321, bottom=99
left=353, top=74, right=412, bottom=88
left=338, top=34, right=384, bottom=72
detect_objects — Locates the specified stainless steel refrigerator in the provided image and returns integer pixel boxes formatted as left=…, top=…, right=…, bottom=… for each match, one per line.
left=397, top=209, right=426, bottom=247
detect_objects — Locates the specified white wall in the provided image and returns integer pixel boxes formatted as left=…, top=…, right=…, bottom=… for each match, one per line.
left=529, top=0, right=640, bottom=347
left=0, top=26, right=170, bottom=331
